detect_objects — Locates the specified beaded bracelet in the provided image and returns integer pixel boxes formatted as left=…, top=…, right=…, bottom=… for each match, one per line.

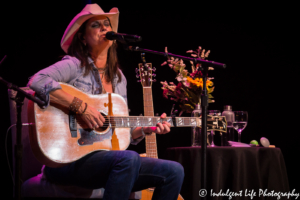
left=69, top=97, right=83, bottom=114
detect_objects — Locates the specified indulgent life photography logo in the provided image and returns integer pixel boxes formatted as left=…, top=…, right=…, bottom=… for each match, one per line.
left=198, top=189, right=299, bottom=199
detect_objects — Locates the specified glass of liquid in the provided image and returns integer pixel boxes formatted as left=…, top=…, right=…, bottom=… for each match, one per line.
left=233, top=111, right=248, bottom=142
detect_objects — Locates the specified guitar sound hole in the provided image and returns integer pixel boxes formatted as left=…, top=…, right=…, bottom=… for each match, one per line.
left=94, top=126, right=108, bottom=132
left=96, top=112, right=110, bottom=130
left=76, top=112, right=110, bottom=132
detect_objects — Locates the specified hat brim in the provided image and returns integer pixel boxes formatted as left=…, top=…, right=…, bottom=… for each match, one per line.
left=61, top=6, right=119, bottom=53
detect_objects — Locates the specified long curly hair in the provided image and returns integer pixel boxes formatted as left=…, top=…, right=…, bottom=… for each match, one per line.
left=67, top=20, right=122, bottom=83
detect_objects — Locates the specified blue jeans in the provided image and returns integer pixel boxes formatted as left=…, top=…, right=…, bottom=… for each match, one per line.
left=44, top=150, right=184, bottom=200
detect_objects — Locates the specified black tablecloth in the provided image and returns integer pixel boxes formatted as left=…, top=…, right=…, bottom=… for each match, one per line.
left=164, top=147, right=290, bottom=200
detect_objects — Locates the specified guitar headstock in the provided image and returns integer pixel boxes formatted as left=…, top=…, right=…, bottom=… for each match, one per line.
left=136, top=53, right=156, bottom=87
left=206, top=115, right=227, bottom=132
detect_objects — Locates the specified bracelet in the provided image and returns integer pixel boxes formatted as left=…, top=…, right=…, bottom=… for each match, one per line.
left=69, top=97, right=83, bottom=114
left=81, top=103, right=88, bottom=114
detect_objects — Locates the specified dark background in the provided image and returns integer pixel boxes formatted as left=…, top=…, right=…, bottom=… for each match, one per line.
left=1, top=0, right=299, bottom=198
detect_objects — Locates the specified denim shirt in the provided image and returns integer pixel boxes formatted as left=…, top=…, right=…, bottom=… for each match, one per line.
left=27, top=55, right=143, bottom=145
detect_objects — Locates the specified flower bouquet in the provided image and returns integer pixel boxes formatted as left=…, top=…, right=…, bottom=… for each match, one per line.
left=161, top=46, right=215, bottom=116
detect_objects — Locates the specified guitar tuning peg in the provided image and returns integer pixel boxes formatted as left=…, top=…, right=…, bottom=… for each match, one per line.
left=152, top=67, right=156, bottom=72
left=137, top=80, right=141, bottom=82
left=139, top=113, right=143, bottom=116
left=155, top=113, right=159, bottom=116
left=151, top=79, right=156, bottom=82
left=152, top=74, right=156, bottom=77
left=136, top=74, right=140, bottom=78
left=135, top=68, right=139, bottom=73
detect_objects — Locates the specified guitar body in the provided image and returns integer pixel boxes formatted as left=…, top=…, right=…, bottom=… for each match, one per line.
left=27, top=83, right=225, bottom=169
left=27, top=83, right=131, bottom=168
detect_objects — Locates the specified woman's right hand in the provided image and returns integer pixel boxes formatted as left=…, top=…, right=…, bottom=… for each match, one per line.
left=79, top=103, right=105, bottom=129
left=49, top=90, right=105, bottom=129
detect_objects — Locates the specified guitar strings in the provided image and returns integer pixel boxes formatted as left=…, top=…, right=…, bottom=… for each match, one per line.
left=98, top=119, right=217, bottom=124
left=100, top=116, right=219, bottom=122
left=90, top=122, right=217, bottom=128
left=79, top=116, right=223, bottom=128
left=96, top=117, right=219, bottom=126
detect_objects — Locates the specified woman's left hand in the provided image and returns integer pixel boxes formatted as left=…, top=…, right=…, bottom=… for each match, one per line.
left=144, top=113, right=171, bottom=134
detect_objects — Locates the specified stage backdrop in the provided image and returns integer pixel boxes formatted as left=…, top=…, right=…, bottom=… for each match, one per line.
left=0, top=1, right=299, bottom=198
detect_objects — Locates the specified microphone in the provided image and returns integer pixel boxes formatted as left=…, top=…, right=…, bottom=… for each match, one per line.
left=105, top=31, right=142, bottom=43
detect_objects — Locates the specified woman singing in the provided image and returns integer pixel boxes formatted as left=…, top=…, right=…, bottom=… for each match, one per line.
left=27, top=4, right=184, bottom=200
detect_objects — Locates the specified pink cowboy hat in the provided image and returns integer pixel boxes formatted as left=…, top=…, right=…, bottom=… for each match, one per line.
left=60, top=4, right=119, bottom=53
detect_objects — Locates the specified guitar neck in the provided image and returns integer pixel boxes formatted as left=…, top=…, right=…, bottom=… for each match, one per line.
left=143, top=87, right=154, bottom=117
left=143, top=87, right=158, bottom=159
left=109, top=116, right=199, bottom=128
left=106, top=115, right=226, bottom=132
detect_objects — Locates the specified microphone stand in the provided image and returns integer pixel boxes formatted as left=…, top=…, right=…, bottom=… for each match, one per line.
left=0, top=55, right=45, bottom=200
left=125, top=46, right=226, bottom=197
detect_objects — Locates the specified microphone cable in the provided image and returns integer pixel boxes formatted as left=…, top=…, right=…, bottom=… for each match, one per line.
left=5, top=123, right=34, bottom=186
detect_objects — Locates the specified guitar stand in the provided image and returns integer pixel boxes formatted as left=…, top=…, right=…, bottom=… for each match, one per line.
left=0, top=64, right=46, bottom=200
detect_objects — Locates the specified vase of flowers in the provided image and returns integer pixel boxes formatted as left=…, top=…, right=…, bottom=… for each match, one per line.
left=161, top=46, right=215, bottom=146
left=161, top=46, right=215, bottom=115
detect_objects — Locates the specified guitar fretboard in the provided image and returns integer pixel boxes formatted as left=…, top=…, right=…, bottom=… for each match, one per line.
left=143, top=87, right=157, bottom=159
left=106, top=116, right=200, bottom=128
left=103, top=115, right=226, bottom=132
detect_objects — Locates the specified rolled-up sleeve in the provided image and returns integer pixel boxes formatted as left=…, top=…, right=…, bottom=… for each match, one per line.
left=27, top=56, right=80, bottom=107
left=130, top=134, right=145, bottom=145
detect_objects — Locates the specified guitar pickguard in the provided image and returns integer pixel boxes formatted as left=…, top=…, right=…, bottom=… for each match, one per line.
left=78, top=128, right=112, bottom=146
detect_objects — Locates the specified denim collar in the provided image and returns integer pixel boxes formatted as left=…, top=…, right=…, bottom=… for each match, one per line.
left=87, top=57, right=94, bottom=65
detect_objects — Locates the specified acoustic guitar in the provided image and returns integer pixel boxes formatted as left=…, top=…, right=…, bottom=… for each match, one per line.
left=137, top=55, right=184, bottom=200
left=27, top=83, right=227, bottom=168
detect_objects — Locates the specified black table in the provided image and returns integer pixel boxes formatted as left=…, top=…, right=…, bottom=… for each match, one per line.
left=164, top=147, right=290, bottom=200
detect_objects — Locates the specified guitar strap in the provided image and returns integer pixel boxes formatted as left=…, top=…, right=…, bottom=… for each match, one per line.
left=69, top=111, right=77, bottom=137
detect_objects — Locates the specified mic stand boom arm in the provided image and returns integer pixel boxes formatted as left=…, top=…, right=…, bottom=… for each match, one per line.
left=125, top=45, right=226, bottom=69
left=125, top=46, right=226, bottom=197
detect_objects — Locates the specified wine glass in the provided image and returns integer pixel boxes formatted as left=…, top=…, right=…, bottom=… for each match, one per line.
left=208, top=110, right=221, bottom=147
left=233, top=111, right=248, bottom=142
